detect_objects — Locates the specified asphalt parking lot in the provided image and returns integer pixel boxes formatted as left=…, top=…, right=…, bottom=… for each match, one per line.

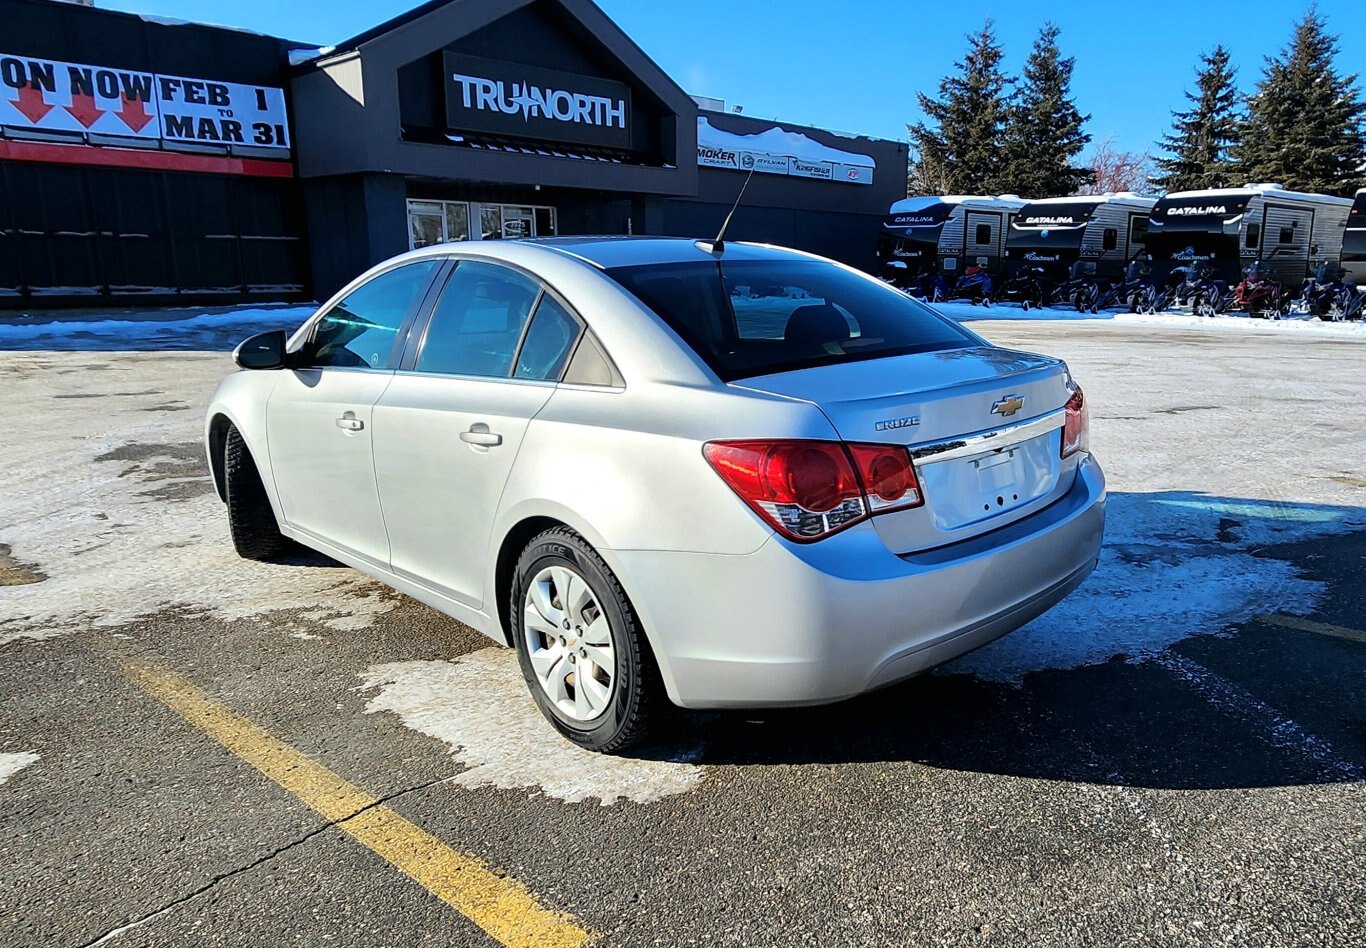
left=2, top=317, right=1364, bottom=947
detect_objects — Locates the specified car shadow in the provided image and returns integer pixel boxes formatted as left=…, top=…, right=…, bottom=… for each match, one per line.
left=644, top=491, right=1366, bottom=791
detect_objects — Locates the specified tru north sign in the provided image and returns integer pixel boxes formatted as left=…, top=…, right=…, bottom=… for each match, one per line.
left=443, top=53, right=633, bottom=152
left=0, top=53, right=290, bottom=151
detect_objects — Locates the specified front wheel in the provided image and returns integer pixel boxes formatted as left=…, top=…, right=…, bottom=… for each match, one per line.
left=511, top=528, right=663, bottom=753
left=224, top=425, right=290, bottom=561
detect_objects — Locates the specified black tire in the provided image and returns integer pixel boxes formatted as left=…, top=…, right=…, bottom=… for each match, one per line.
left=224, top=425, right=290, bottom=561
left=510, top=527, right=663, bottom=753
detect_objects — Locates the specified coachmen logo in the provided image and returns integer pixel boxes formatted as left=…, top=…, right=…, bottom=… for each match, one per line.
left=991, top=394, right=1025, bottom=417
left=1023, top=252, right=1060, bottom=262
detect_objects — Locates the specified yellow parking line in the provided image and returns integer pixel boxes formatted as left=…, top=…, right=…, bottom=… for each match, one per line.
left=1255, top=614, right=1366, bottom=645
left=121, top=659, right=594, bottom=948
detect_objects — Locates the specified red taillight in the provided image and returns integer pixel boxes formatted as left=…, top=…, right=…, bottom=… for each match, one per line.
left=1061, top=383, right=1089, bottom=458
left=845, top=443, right=922, bottom=512
left=703, top=439, right=922, bottom=541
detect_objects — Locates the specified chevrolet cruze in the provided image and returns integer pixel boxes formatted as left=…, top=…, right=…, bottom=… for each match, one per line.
left=206, top=237, right=1105, bottom=752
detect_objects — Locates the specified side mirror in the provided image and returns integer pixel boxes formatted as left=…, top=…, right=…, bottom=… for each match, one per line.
left=233, top=330, right=290, bottom=370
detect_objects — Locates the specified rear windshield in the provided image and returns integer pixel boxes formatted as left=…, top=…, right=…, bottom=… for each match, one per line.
left=605, top=259, right=976, bottom=381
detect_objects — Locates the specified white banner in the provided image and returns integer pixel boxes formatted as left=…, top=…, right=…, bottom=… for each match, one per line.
left=695, top=117, right=873, bottom=186
left=0, top=53, right=289, bottom=150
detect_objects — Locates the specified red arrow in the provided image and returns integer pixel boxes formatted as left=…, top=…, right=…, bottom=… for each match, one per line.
left=11, top=85, right=54, bottom=124
left=116, top=93, right=155, bottom=133
left=66, top=90, right=105, bottom=128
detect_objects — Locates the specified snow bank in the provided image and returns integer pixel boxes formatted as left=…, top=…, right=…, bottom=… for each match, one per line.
left=0, top=306, right=314, bottom=352
left=933, top=299, right=1366, bottom=338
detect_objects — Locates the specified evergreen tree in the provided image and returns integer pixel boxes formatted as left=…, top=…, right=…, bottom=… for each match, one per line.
left=908, top=22, right=1011, bottom=194
left=1238, top=8, right=1366, bottom=196
left=1152, top=46, right=1242, bottom=192
left=998, top=23, right=1092, bottom=197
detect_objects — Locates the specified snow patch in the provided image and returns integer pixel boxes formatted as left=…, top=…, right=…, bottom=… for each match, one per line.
left=1, top=353, right=395, bottom=643
left=0, top=752, right=39, bottom=786
left=359, top=651, right=705, bottom=806
left=946, top=492, right=1364, bottom=683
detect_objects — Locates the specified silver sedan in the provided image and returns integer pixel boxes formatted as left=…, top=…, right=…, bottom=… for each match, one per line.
left=205, top=238, right=1105, bottom=752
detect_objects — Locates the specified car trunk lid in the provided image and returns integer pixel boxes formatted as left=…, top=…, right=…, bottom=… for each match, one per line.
left=731, top=346, right=1075, bottom=552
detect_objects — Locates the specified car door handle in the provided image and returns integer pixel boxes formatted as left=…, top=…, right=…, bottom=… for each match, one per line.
left=335, top=412, right=364, bottom=432
left=459, top=423, right=503, bottom=447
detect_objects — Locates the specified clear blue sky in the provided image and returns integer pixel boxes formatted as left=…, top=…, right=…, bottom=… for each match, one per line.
left=103, top=0, right=1366, bottom=157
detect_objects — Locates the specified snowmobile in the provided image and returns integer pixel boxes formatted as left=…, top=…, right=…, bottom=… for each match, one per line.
left=907, top=266, right=950, bottom=303
left=1098, top=259, right=1160, bottom=313
left=1288, top=262, right=1362, bottom=321
left=998, top=266, right=1049, bottom=311
left=1048, top=261, right=1108, bottom=314
left=949, top=265, right=993, bottom=306
left=1153, top=261, right=1228, bottom=316
left=1228, top=260, right=1287, bottom=318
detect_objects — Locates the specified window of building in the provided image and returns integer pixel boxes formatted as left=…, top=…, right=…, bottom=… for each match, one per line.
left=974, top=223, right=992, bottom=245
left=1246, top=223, right=1261, bottom=248
left=474, top=204, right=559, bottom=241
left=407, top=200, right=473, bottom=249
left=306, top=261, right=441, bottom=369
left=1102, top=228, right=1118, bottom=251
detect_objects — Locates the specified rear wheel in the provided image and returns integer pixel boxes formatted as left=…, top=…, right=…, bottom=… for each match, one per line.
left=224, top=425, right=290, bottom=561
left=511, top=527, right=662, bottom=753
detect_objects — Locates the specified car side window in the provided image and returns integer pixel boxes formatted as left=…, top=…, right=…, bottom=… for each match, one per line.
left=515, top=294, right=582, bottom=380
left=306, top=261, right=440, bottom=369
left=416, top=261, right=539, bottom=378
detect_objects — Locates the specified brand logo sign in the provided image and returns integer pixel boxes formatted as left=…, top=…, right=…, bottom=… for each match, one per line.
left=1022, top=216, right=1078, bottom=226
left=1171, top=248, right=1214, bottom=261
left=444, top=53, right=632, bottom=150
left=991, top=394, right=1026, bottom=418
left=1166, top=205, right=1228, bottom=217
left=1023, top=252, right=1061, bottom=262
left=892, top=214, right=939, bottom=226
left=874, top=415, right=921, bottom=432
left=0, top=52, right=289, bottom=150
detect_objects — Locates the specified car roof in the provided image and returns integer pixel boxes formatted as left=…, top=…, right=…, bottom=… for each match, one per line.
left=488, top=236, right=820, bottom=269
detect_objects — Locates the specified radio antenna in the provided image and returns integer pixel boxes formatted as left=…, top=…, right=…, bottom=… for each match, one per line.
left=711, top=168, right=755, bottom=253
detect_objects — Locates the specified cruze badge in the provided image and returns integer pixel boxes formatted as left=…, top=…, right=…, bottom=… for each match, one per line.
left=874, top=415, right=921, bottom=432
left=991, top=394, right=1025, bottom=417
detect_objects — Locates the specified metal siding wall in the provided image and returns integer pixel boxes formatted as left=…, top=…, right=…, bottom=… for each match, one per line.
left=0, top=163, right=308, bottom=303
left=1262, top=204, right=1314, bottom=284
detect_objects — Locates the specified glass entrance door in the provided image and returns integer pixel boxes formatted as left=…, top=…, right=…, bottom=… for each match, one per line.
left=408, top=202, right=446, bottom=250
left=501, top=207, right=535, bottom=239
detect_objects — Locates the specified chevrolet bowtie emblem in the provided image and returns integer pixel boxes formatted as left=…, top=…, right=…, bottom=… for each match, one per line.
left=991, top=394, right=1025, bottom=417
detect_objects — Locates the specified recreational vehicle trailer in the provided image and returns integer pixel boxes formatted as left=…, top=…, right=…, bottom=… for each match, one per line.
left=875, top=195, right=1027, bottom=285
left=1005, top=193, right=1157, bottom=283
left=1342, top=189, right=1366, bottom=286
left=1145, top=185, right=1354, bottom=287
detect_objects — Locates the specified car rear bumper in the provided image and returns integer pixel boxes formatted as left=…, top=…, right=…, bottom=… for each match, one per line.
left=612, top=455, right=1106, bottom=708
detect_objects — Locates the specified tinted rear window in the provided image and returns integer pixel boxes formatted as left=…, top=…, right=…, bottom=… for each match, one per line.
left=605, top=259, right=975, bottom=381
